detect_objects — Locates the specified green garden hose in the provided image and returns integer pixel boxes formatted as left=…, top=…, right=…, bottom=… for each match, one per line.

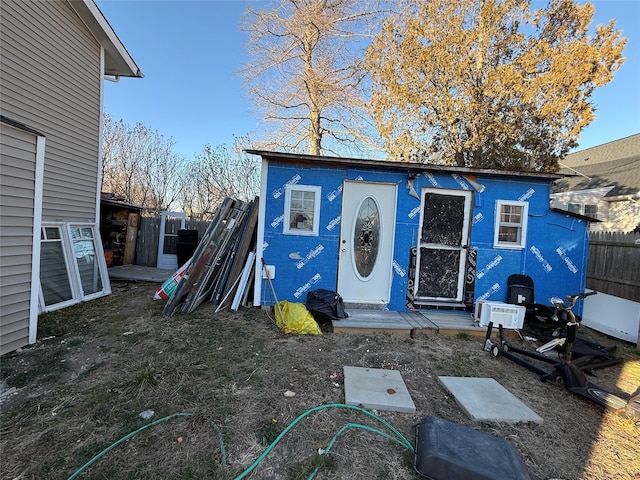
left=66, top=403, right=413, bottom=480
left=66, top=412, right=226, bottom=480
left=234, top=403, right=414, bottom=480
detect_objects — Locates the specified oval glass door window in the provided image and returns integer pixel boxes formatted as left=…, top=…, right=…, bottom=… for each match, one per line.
left=353, top=196, right=380, bottom=278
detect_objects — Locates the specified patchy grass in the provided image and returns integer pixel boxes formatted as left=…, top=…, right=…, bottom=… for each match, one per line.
left=0, top=281, right=638, bottom=480
left=3, top=343, right=68, bottom=388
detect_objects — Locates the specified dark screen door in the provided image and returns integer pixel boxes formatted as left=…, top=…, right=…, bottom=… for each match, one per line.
left=415, top=189, right=472, bottom=302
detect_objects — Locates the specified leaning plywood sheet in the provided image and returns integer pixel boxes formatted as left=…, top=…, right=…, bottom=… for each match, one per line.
left=214, top=197, right=259, bottom=307
left=209, top=208, right=249, bottom=306
left=163, top=198, right=238, bottom=316
left=179, top=201, right=248, bottom=313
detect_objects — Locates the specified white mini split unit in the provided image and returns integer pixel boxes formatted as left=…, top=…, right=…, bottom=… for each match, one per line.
left=475, top=301, right=526, bottom=329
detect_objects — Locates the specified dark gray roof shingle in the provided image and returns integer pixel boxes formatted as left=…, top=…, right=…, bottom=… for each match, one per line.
left=553, top=134, right=640, bottom=197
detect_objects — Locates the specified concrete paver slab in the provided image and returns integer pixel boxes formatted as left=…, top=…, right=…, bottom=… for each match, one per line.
left=438, top=376, right=543, bottom=424
left=344, top=366, right=416, bottom=413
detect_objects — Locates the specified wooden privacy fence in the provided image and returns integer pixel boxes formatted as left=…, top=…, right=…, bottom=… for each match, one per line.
left=587, top=232, right=640, bottom=302
left=135, top=216, right=210, bottom=267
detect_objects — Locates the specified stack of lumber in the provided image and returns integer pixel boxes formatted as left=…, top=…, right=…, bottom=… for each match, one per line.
left=163, top=197, right=259, bottom=316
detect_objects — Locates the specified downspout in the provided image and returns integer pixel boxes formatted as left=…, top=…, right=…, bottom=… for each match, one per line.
left=96, top=46, right=112, bottom=295
left=96, top=46, right=106, bottom=225
left=30, top=135, right=46, bottom=342
left=253, top=157, right=269, bottom=307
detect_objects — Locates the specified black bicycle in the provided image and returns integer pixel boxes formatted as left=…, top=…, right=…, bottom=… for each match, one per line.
left=487, top=291, right=639, bottom=419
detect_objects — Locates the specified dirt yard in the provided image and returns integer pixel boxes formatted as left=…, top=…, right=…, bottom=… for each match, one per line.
left=1, top=281, right=638, bottom=480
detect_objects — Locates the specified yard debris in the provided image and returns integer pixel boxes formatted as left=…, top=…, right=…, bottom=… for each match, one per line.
left=274, top=301, right=321, bottom=335
left=153, top=259, right=190, bottom=300
left=283, top=390, right=296, bottom=398
left=162, top=197, right=259, bottom=316
left=0, top=381, right=17, bottom=405
left=139, top=409, right=154, bottom=420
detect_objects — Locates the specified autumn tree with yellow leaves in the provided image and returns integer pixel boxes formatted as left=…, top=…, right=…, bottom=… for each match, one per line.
left=366, top=0, right=626, bottom=171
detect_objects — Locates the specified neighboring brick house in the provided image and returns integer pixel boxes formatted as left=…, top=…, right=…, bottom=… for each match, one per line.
left=551, top=134, right=640, bottom=233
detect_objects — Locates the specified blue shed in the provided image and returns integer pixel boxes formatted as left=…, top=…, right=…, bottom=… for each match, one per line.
left=248, top=151, right=591, bottom=316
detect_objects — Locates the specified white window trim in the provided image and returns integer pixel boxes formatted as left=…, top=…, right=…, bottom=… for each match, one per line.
left=39, top=223, right=77, bottom=312
left=67, top=223, right=111, bottom=301
left=568, top=203, right=582, bottom=215
left=283, top=184, right=321, bottom=236
left=567, top=202, right=599, bottom=219
left=493, top=200, right=529, bottom=250
left=39, top=222, right=110, bottom=312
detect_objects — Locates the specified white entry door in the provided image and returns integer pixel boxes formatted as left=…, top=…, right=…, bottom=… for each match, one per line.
left=157, top=211, right=186, bottom=270
left=337, top=181, right=397, bottom=306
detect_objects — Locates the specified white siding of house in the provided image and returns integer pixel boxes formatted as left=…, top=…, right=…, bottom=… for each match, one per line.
left=0, top=0, right=102, bottom=223
left=550, top=187, right=612, bottom=223
left=0, top=123, right=44, bottom=355
left=551, top=186, right=640, bottom=233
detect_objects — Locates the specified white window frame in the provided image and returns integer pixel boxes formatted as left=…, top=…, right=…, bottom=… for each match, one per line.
left=39, top=223, right=77, bottom=311
left=283, top=184, right=321, bottom=236
left=493, top=200, right=529, bottom=250
left=568, top=203, right=582, bottom=214
left=68, top=224, right=110, bottom=300
left=567, top=202, right=599, bottom=219
left=39, top=222, right=110, bottom=312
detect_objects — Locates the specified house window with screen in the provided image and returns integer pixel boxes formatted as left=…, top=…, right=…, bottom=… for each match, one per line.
left=568, top=203, right=581, bottom=214
left=493, top=200, right=529, bottom=249
left=584, top=204, right=598, bottom=218
left=284, top=185, right=321, bottom=235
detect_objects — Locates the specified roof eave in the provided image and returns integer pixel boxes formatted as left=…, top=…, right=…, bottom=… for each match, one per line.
left=246, top=149, right=565, bottom=181
left=550, top=207, right=601, bottom=223
left=68, top=0, right=143, bottom=78
left=603, top=192, right=640, bottom=202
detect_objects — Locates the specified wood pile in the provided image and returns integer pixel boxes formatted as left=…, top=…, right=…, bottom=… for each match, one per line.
left=163, top=197, right=258, bottom=316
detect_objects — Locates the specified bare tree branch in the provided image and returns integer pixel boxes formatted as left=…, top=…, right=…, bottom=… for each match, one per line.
left=101, top=114, right=188, bottom=213
left=240, top=0, right=386, bottom=157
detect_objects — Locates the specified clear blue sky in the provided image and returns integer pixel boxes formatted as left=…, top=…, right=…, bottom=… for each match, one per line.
left=98, top=0, right=640, bottom=159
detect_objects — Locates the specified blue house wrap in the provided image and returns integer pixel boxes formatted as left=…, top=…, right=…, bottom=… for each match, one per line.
left=248, top=151, right=590, bottom=316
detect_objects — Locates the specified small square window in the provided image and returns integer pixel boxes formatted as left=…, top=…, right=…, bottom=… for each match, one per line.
left=568, top=203, right=581, bottom=214
left=284, top=185, right=321, bottom=235
left=584, top=204, right=598, bottom=218
left=494, top=200, right=528, bottom=249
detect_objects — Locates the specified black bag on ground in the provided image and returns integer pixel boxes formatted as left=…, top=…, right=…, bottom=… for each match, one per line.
left=306, top=289, right=349, bottom=321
